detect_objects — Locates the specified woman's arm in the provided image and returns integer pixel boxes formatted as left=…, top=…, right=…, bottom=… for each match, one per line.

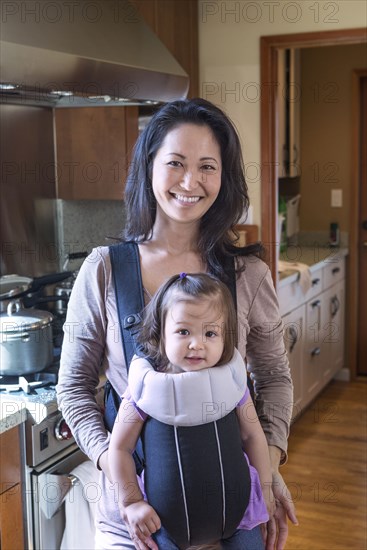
left=109, top=401, right=161, bottom=545
left=56, top=248, right=113, bottom=467
left=236, top=259, right=298, bottom=548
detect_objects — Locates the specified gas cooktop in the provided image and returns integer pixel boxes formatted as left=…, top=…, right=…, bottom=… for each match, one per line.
left=0, top=365, right=59, bottom=424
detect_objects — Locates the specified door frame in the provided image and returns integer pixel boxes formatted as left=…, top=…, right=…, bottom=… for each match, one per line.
left=260, top=28, right=367, bottom=380
left=350, top=69, right=367, bottom=379
left=260, top=27, right=367, bottom=280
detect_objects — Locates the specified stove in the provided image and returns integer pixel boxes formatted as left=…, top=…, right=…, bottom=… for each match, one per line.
left=0, top=364, right=72, bottom=466
left=0, top=364, right=105, bottom=464
left=0, top=362, right=105, bottom=549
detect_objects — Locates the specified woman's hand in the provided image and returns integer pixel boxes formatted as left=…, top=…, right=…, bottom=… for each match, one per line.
left=263, top=485, right=276, bottom=520
left=122, top=501, right=161, bottom=550
left=263, top=469, right=298, bottom=550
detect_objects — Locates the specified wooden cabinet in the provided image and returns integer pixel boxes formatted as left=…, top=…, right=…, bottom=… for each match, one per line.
left=278, top=49, right=301, bottom=178
left=0, top=425, right=25, bottom=550
left=279, top=254, right=346, bottom=418
left=54, top=106, right=138, bottom=200
left=131, top=0, right=199, bottom=98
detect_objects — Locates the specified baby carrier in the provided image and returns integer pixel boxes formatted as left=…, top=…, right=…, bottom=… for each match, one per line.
left=104, top=241, right=238, bottom=437
left=104, top=241, right=251, bottom=547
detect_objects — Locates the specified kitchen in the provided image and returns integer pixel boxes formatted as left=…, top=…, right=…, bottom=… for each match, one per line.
left=1, top=1, right=366, bottom=549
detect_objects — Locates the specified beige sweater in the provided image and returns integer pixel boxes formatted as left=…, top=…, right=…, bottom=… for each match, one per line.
left=57, top=246, right=292, bottom=469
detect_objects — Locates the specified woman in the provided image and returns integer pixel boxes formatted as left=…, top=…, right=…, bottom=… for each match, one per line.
left=57, top=98, right=298, bottom=549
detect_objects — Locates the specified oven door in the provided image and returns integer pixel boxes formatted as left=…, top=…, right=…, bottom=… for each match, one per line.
left=29, top=445, right=90, bottom=550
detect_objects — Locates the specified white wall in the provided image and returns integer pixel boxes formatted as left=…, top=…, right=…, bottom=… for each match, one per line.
left=198, top=0, right=366, bottom=227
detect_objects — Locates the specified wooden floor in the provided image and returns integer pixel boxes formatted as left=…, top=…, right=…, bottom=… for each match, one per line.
left=282, top=380, right=367, bottom=550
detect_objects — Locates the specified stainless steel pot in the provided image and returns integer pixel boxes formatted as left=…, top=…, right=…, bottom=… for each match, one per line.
left=0, top=301, right=54, bottom=376
left=0, top=274, right=32, bottom=313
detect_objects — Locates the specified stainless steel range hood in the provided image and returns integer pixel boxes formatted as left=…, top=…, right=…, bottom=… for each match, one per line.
left=0, top=0, right=189, bottom=107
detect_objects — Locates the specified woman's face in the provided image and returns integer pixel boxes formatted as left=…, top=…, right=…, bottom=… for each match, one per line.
left=151, top=124, right=222, bottom=227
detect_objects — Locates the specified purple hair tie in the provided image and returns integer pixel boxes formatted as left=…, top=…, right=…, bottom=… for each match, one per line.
left=179, top=272, right=187, bottom=279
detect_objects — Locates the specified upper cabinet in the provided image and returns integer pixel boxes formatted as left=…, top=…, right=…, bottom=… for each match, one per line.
left=131, top=0, right=199, bottom=98
left=54, top=107, right=138, bottom=200
left=278, top=49, right=301, bottom=178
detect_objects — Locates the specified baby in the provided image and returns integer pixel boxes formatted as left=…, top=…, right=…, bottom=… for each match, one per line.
left=109, top=273, right=274, bottom=550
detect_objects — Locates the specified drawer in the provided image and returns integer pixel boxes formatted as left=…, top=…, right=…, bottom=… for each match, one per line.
left=278, top=266, right=323, bottom=316
left=323, top=257, right=345, bottom=289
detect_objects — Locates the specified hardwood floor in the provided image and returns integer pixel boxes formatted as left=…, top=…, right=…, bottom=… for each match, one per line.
left=282, top=380, right=367, bottom=549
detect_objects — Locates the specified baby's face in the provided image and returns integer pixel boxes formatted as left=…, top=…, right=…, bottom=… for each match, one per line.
left=163, top=296, right=225, bottom=372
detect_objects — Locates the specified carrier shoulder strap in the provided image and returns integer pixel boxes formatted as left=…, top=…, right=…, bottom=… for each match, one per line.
left=109, top=241, right=145, bottom=372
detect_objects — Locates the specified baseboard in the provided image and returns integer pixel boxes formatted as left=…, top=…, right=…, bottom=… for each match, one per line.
left=333, top=368, right=351, bottom=382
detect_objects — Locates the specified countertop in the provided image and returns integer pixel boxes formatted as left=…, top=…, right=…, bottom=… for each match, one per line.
left=0, top=398, right=27, bottom=434
left=278, top=246, right=348, bottom=288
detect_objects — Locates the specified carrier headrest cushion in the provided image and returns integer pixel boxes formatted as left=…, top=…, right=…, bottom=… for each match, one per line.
left=128, top=348, right=247, bottom=426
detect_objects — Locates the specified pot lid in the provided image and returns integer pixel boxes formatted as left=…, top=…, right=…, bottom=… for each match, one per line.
left=0, top=274, right=32, bottom=300
left=0, top=302, right=53, bottom=333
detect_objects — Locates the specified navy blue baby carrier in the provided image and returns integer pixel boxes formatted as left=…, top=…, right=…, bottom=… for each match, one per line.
left=104, top=242, right=251, bottom=548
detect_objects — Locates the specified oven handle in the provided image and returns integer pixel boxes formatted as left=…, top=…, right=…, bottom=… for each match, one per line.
left=39, top=473, right=79, bottom=519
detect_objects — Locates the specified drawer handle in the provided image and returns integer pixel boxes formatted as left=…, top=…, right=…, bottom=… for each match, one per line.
left=312, top=278, right=320, bottom=286
left=288, top=326, right=298, bottom=353
left=311, top=347, right=321, bottom=357
left=331, top=295, right=340, bottom=317
left=332, top=267, right=340, bottom=275
left=311, top=299, right=321, bottom=308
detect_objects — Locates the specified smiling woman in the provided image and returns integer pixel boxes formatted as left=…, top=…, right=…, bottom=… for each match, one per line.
left=151, top=123, right=222, bottom=228
left=57, top=98, right=296, bottom=550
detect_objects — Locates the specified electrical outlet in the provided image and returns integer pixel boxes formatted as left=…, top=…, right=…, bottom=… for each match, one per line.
left=331, top=189, right=343, bottom=208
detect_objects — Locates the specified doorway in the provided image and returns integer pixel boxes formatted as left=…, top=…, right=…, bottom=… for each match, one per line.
left=260, top=28, right=367, bottom=380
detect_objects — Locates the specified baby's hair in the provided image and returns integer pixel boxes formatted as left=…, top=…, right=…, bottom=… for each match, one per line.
left=137, top=273, right=237, bottom=370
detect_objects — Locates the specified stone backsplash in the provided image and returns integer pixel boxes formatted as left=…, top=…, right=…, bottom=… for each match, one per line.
left=56, top=199, right=126, bottom=269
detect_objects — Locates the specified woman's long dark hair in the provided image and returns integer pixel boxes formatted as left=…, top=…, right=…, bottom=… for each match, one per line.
left=124, top=98, right=263, bottom=280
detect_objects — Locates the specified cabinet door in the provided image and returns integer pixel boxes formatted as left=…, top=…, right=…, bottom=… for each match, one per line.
left=321, top=280, right=345, bottom=383
left=0, top=485, right=25, bottom=550
left=303, top=294, right=324, bottom=404
left=0, top=426, right=25, bottom=550
left=283, top=304, right=305, bottom=418
left=55, top=106, right=138, bottom=200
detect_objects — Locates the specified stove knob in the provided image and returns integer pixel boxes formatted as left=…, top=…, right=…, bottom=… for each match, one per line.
left=55, top=417, right=73, bottom=441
